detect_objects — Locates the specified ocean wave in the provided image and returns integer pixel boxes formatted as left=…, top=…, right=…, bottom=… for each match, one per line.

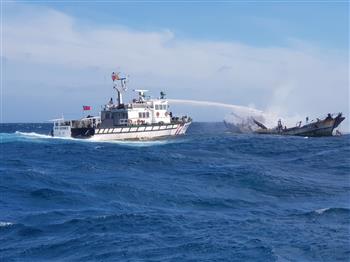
left=0, top=221, right=14, bottom=227
left=14, top=131, right=76, bottom=141
left=315, top=208, right=331, bottom=214
left=30, top=188, right=65, bottom=199
left=0, top=131, right=59, bottom=143
left=292, top=207, right=350, bottom=219
left=313, top=207, right=350, bottom=215
left=15, top=131, right=53, bottom=139
left=1, top=123, right=349, bottom=261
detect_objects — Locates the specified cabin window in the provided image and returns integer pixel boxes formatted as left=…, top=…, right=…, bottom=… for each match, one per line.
left=138, top=112, right=149, bottom=118
left=155, top=105, right=159, bottom=110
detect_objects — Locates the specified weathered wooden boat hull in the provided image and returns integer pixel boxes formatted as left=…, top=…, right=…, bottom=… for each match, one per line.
left=255, top=114, right=345, bottom=137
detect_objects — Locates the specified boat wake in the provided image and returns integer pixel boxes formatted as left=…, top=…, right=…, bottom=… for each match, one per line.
left=1, top=131, right=181, bottom=147
left=87, top=135, right=185, bottom=147
left=15, top=131, right=55, bottom=139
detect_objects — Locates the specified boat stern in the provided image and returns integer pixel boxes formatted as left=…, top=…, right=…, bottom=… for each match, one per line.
left=51, top=118, right=72, bottom=138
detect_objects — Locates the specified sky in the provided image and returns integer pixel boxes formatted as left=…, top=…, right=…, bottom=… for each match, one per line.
left=1, top=1, right=349, bottom=130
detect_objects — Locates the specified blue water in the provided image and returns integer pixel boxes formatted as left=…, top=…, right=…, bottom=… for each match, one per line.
left=1, top=123, right=349, bottom=261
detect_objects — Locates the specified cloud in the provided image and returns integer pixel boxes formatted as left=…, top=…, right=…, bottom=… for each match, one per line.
left=2, top=3, right=349, bottom=130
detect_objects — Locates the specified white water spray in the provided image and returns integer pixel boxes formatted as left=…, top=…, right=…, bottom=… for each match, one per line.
left=168, top=99, right=280, bottom=131
left=168, top=99, right=264, bottom=115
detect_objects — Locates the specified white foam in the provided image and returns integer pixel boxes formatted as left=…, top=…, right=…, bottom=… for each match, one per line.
left=15, top=131, right=78, bottom=141
left=15, top=131, right=52, bottom=139
left=315, top=208, right=330, bottom=214
left=88, top=137, right=182, bottom=147
left=0, top=221, right=14, bottom=227
left=14, top=131, right=180, bottom=146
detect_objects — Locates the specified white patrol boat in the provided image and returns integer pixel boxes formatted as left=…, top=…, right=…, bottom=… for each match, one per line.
left=51, top=72, right=192, bottom=141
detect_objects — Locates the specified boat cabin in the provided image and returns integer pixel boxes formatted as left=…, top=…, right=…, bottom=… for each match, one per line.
left=100, top=91, right=171, bottom=128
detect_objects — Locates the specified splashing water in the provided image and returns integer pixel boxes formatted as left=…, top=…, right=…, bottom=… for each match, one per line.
left=168, top=99, right=280, bottom=131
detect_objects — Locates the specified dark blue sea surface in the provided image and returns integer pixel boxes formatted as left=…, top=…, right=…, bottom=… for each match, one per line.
left=1, top=123, right=349, bottom=261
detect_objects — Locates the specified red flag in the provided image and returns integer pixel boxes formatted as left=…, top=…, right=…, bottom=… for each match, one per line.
left=111, top=72, right=120, bottom=81
left=83, top=105, right=91, bottom=111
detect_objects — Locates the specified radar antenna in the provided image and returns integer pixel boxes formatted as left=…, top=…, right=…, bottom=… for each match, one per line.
left=134, top=89, right=149, bottom=102
left=160, top=91, right=166, bottom=99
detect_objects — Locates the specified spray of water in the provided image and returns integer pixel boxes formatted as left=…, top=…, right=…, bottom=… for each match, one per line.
left=168, top=99, right=264, bottom=115
left=168, top=99, right=280, bottom=132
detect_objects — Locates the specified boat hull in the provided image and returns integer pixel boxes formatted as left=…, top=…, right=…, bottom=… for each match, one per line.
left=225, top=113, right=345, bottom=137
left=255, top=115, right=345, bottom=137
left=61, top=122, right=191, bottom=141
left=255, top=126, right=334, bottom=137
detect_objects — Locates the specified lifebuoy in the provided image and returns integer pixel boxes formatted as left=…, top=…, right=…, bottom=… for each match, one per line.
left=137, top=119, right=141, bottom=125
left=165, top=112, right=169, bottom=116
left=128, top=119, right=132, bottom=124
left=156, top=112, right=160, bottom=117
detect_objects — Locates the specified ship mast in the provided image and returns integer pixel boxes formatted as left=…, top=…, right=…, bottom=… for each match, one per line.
left=111, top=72, right=127, bottom=106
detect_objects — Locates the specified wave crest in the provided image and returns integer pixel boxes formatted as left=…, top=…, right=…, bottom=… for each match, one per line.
left=0, top=221, right=14, bottom=227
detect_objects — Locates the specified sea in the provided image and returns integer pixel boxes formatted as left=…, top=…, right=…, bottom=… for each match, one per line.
left=1, top=122, right=349, bottom=262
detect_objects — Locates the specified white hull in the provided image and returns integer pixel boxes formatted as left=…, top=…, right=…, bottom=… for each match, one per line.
left=53, top=122, right=191, bottom=141
left=90, top=123, right=190, bottom=141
